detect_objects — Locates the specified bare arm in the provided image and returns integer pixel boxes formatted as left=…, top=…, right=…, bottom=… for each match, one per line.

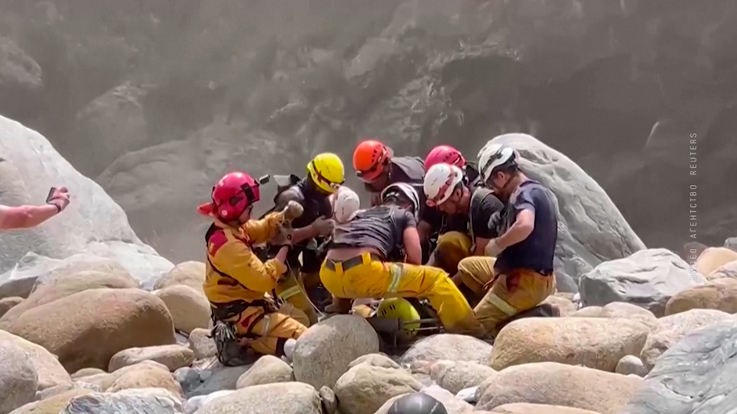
left=0, top=204, right=60, bottom=230
left=402, top=227, right=423, bottom=265
left=472, top=237, right=490, bottom=256
left=496, top=209, right=535, bottom=249
left=417, top=219, right=433, bottom=244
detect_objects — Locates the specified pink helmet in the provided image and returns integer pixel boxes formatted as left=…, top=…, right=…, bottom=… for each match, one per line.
left=424, top=145, right=466, bottom=171
left=197, top=172, right=261, bottom=220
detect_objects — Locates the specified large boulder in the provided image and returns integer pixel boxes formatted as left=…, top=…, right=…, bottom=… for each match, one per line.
left=0, top=37, right=43, bottom=121
left=475, top=362, right=642, bottom=414
left=334, top=363, right=422, bottom=414
left=5, top=288, right=176, bottom=373
left=188, top=328, right=217, bottom=360
left=484, top=133, right=646, bottom=292
left=9, top=388, right=92, bottom=414
left=108, top=345, right=195, bottom=372
left=0, top=116, right=173, bottom=288
left=622, top=319, right=737, bottom=414
left=640, top=309, right=731, bottom=371
left=194, top=382, right=322, bottom=414
left=490, top=317, right=650, bottom=372
left=293, top=315, right=379, bottom=389
left=665, top=278, right=737, bottom=315
left=154, top=285, right=210, bottom=334
left=0, top=342, right=38, bottom=414
left=0, top=269, right=138, bottom=327
left=60, top=388, right=182, bottom=414
left=400, top=334, right=493, bottom=368
left=0, top=330, right=72, bottom=391
left=154, top=261, right=206, bottom=294
left=694, top=247, right=737, bottom=278
left=579, top=248, right=706, bottom=316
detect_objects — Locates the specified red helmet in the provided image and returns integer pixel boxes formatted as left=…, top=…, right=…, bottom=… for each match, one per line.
left=424, top=145, right=466, bottom=171
left=353, top=139, right=392, bottom=182
left=197, top=172, right=261, bottom=220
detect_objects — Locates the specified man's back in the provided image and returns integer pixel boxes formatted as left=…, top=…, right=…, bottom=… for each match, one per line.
left=330, top=205, right=416, bottom=260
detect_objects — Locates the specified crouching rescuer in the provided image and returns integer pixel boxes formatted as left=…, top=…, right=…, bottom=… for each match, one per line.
left=469, top=143, right=558, bottom=336
left=319, top=182, right=486, bottom=337
left=198, top=172, right=308, bottom=366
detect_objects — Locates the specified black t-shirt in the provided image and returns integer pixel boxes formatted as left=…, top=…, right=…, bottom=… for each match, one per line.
left=495, top=180, right=557, bottom=274
left=419, top=186, right=502, bottom=239
left=330, top=205, right=417, bottom=260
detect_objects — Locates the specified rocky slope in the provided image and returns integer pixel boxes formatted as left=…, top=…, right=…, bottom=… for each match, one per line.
left=2, top=0, right=737, bottom=262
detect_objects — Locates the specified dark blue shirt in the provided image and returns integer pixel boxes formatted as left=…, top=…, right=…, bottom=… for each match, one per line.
left=494, top=180, right=557, bottom=274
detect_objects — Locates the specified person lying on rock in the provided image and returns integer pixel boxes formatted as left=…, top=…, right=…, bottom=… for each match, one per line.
left=0, top=186, right=71, bottom=230
left=466, top=143, right=558, bottom=336
left=197, top=171, right=308, bottom=366
left=417, top=145, right=489, bottom=278
left=257, top=153, right=344, bottom=326
left=422, top=161, right=504, bottom=305
left=319, top=182, right=487, bottom=337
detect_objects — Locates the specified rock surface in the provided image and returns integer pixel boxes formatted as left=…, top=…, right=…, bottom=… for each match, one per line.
left=106, top=362, right=183, bottom=397
left=486, top=133, right=645, bottom=292
left=0, top=342, right=38, bottom=414
left=188, top=328, right=217, bottom=360
left=236, top=355, right=293, bottom=389
left=0, top=297, right=22, bottom=318
left=0, top=116, right=173, bottom=288
left=640, top=309, right=731, bottom=370
left=8, top=389, right=91, bottom=414
left=334, top=363, right=422, bottom=414
left=430, top=361, right=496, bottom=395
left=615, top=355, right=648, bottom=377
left=375, top=385, right=475, bottom=414
left=570, top=302, right=658, bottom=330
left=5, top=288, right=176, bottom=372
left=665, top=278, right=737, bottom=315
left=476, top=362, right=642, bottom=414
left=293, top=315, right=379, bottom=389
left=194, top=382, right=322, bottom=414
left=400, top=334, right=493, bottom=368
left=60, top=388, right=182, bottom=414
left=108, top=345, right=194, bottom=372
left=579, top=248, right=705, bottom=316
left=707, top=260, right=737, bottom=280
left=154, top=285, right=210, bottom=334
left=694, top=247, right=737, bottom=278
left=0, top=330, right=72, bottom=391
left=154, top=261, right=206, bottom=294
left=491, top=317, right=650, bottom=372
left=348, top=353, right=401, bottom=370
left=622, top=319, right=737, bottom=413
left=488, top=404, right=602, bottom=414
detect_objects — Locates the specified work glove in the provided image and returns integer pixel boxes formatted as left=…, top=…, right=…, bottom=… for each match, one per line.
left=46, top=187, right=71, bottom=212
left=312, top=216, right=335, bottom=236
left=283, top=201, right=304, bottom=222
left=485, top=238, right=505, bottom=257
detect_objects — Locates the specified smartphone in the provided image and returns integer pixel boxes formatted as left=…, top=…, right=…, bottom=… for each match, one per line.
left=46, top=187, right=57, bottom=202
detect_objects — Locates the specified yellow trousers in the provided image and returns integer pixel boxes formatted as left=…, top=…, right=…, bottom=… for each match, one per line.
left=434, top=231, right=473, bottom=274
left=319, top=253, right=486, bottom=336
left=230, top=304, right=307, bottom=356
left=461, top=257, right=555, bottom=335
left=275, top=269, right=318, bottom=327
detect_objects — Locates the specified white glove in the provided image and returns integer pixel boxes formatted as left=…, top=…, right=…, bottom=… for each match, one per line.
left=485, top=238, right=504, bottom=257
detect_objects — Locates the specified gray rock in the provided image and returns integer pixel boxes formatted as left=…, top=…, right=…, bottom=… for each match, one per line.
left=319, top=386, right=337, bottom=414
left=615, top=355, right=648, bottom=377
left=334, top=363, right=422, bottom=414
left=182, top=390, right=235, bottom=414
left=579, top=248, right=706, bottom=316
left=726, top=238, right=737, bottom=252
left=0, top=342, right=38, bottom=414
left=194, top=382, right=322, bottom=414
left=431, top=361, right=496, bottom=395
left=293, top=315, right=379, bottom=389
left=621, top=318, right=737, bottom=414
left=400, top=334, right=493, bottom=369
left=60, top=388, right=182, bottom=414
left=236, top=355, right=293, bottom=388
left=188, top=361, right=251, bottom=397
left=109, top=345, right=195, bottom=372
left=188, top=328, right=217, bottom=360
left=348, top=353, right=401, bottom=370
left=485, top=133, right=646, bottom=292
left=174, top=367, right=202, bottom=396
left=0, top=116, right=173, bottom=290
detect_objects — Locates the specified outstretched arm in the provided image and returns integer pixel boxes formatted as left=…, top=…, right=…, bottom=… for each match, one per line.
left=0, top=204, right=60, bottom=230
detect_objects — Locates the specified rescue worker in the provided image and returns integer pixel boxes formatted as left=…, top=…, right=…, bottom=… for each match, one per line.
left=352, top=139, right=425, bottom=207
left=0, top=187, right=71, bottom=230
left=468, top=143, right=557, bottom=336
left=198, top=172, right=308, bottom=366
left=423, top=163, right=503, bottom=300
left=269, top=153, right=344, bottom=325
left=388, top=393, right=448, bottom=414
left=330, top=185, right=361, bottom=224
left=423, top=145, right=481, bottom=184
left=319, top=182, right=486, bottom=336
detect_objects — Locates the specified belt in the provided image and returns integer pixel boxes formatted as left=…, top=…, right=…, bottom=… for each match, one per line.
left=325, top=253, right=382, bottom=272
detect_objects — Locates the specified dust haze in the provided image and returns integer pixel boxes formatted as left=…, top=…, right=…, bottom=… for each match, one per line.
left=1, top=0, right=736, bottom=263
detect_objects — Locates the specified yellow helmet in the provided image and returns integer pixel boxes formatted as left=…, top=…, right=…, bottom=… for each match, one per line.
left=307, top=153, right=345, bottom=194
left=376, top=298, right=421, bottom=341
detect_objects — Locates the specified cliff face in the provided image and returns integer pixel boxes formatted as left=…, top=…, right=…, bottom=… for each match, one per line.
left=1, top=0, right=735, bottom=262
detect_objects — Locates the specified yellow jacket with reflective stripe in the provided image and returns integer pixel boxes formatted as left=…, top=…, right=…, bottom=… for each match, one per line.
left=203, top=212, right=287, bottom=305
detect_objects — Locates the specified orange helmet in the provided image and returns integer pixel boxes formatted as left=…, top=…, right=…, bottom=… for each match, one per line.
left=353, top=139, right=391, bottom=182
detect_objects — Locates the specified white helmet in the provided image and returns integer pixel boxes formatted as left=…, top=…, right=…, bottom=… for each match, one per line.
left=331, top=186, right=360, bottom=223
left=381, top=183, right=420, bottom=219
left=478, top=142, right=518, bottom=182
left=424, top=163, right=464, bottom=207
